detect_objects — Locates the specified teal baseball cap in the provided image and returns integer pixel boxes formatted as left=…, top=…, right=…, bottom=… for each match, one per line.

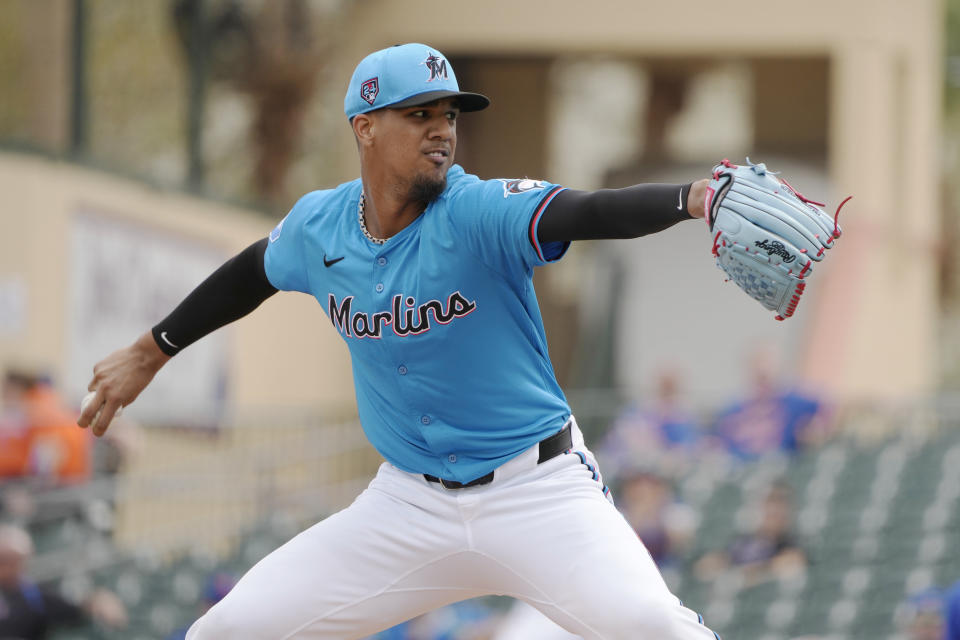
left=344, top=43, right=490, bottom=120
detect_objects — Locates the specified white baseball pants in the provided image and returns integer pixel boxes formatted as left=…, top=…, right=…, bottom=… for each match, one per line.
left=186, top=419, right=719, bottom=639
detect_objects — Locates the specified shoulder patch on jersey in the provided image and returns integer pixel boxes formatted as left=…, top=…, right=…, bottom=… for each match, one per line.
left=498, top=178, right=547, bottom=198
left=269, top=216, right=286, bottom=243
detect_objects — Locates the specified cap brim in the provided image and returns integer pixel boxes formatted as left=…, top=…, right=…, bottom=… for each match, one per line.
left=388, top=90, right=490, bottom=112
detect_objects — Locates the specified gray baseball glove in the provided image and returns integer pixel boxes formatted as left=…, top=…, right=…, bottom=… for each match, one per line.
left=705, top=158, right=850, bottom=320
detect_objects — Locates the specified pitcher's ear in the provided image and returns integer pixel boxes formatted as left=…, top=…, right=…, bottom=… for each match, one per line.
left=353, top=113, right=375, bottom=144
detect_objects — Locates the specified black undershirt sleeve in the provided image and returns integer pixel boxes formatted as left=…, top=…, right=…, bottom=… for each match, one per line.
left=536, top=183, right=694, bottom=243
left=151, top=237, right=278, bottom=357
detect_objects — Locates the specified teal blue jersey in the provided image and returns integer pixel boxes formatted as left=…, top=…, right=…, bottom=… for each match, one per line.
left=264, top=165, right=571, bottom=482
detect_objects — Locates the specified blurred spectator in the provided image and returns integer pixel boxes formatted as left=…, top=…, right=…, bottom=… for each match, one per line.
left=597, top=368, right=701, bottom=477
left=694, top=481, right=806, bottom=587
left=0, top=369, right=92, bottom=485
left=899, top=587, right=945, bottom=640
left=23, top=377, right=92, bottom=484
left=616, top=470, right=697, bottom=570
left=0, top=523, right=127, bottom=639
left=945, top=579, right=960, bottom=640
left=711, top=348, right=831, bottom=460
left=165, top=571, right=236, bottom=640
left=0, top=370, right=34, bottom=479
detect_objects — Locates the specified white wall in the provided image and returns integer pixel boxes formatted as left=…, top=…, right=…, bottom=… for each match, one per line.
left=0, top=154, right=356, bottom=424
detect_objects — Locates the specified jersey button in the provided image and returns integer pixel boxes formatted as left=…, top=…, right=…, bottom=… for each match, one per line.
left=377, top=257, right=387, bottom=266
left=447, top=454, right=457, bottom=463
left=397, top=365, right=408, bottom=375
left=375, top=283, right=384, bottom=293
left=420, top=415, right=431, bottom=425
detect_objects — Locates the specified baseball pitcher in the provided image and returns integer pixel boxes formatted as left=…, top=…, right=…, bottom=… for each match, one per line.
left=80, top=43, right=844, bottom=639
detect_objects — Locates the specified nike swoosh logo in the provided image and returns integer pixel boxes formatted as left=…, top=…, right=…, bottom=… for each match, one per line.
left=677, top=188, right=684, bottom=211
left=323, top=255, right=345, bottom=268
left=160, top=331, right=179, bottom=349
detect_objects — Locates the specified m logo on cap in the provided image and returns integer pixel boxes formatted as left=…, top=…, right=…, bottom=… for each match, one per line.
left=360, top=78, right=379, bottom=105
left=423, top=53, right=448, bottom=82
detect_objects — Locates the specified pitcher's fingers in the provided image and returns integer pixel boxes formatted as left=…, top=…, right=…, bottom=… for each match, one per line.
left=93, top=401, right=123, bottom=437
left=78, top=390, right=104, bottom=428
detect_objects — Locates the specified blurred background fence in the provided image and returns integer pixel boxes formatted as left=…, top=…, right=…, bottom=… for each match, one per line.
left=1, top=398, right=953, bottom=640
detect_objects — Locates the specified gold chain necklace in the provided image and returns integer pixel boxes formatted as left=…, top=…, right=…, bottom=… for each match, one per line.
left=358, top=192, right=387, bottom=245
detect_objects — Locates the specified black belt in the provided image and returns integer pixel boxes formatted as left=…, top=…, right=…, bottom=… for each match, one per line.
left=424, top=422, right=573, bottom=489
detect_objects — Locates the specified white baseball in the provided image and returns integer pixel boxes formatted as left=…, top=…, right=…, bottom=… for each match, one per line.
left=81, top=391, right=122, bottom=425
left=80, top=391, right=98, bottom=416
